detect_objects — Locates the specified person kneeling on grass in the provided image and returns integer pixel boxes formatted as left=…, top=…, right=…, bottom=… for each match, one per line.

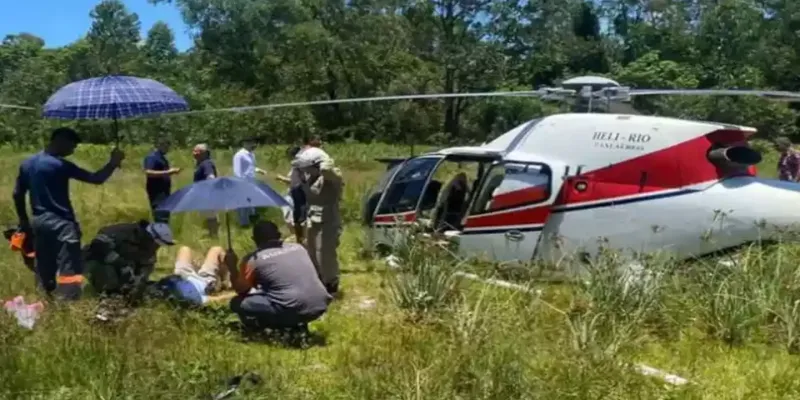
left=84, top=219, right=174, bottom=301
left=223, top=220, right=332, bottom=334
left=156, top=245, right=231, bottom=306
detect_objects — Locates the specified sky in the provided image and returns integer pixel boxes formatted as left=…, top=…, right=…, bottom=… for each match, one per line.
left=0, top=0, right=193, bottom=51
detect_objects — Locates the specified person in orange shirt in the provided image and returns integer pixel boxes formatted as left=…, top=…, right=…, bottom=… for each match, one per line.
left=223, top=221, right=331, bottom=333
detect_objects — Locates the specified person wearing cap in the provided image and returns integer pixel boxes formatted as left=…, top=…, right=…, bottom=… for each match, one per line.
left=192, top=143, right=220, bottom=238
left=291, top=147, right=343, bottom=296
left=13, top=127, right=125, bottom=301
left=143, top=137, right=181, bottom=223
left=83, top=220, right=174, bottom=301
left=232, top=137, right=266, bottom=227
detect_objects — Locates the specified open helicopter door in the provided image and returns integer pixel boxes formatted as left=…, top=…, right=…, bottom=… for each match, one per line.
left=365, top=149, right=502, bottom=250
left=456, top=158, right=563, bottom=263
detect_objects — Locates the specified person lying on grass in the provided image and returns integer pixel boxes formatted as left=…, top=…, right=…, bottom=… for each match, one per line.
left=155, top=245, right=232, bottom=306
left=223, top=220, right=332, bottom=334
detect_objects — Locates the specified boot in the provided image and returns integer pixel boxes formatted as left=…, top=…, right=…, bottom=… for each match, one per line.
left=325, top=282, right=339, bottom=298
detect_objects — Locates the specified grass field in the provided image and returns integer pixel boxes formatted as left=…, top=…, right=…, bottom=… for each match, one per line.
left=2, top=141, right=800, bottom=399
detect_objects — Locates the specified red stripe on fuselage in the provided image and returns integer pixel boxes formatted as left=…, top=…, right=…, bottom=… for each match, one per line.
left=465, top=205, right=550, bottom=228
left=489, top=186, right=548, bottom=211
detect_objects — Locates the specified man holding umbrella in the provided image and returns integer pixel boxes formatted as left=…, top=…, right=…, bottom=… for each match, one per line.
left=13, top=127, right=125, bottom=300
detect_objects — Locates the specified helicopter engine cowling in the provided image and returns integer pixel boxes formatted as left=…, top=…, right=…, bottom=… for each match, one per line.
left=707, top=146, right=762, bottom=170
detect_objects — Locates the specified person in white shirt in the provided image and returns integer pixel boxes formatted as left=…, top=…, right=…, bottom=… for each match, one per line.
left=232, top=138, right=266, bottom=227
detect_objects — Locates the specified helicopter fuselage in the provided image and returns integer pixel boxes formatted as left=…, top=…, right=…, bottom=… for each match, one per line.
left=362, top=113, right=800, bottom=268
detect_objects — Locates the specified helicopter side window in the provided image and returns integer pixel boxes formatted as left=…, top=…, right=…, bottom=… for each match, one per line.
left=377, top=157, right=441, bottom=215
left=471, top=162, right=551, bottom=214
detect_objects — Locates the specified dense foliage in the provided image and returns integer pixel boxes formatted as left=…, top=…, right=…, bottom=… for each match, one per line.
left=1, top=0, right=799, bottom=147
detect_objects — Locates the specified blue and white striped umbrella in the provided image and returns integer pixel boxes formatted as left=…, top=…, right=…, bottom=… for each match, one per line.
left=42, top=75, right=188, bottom=120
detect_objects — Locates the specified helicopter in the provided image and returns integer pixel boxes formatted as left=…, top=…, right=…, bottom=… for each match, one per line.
left=352, top=75, right=800, bottom=269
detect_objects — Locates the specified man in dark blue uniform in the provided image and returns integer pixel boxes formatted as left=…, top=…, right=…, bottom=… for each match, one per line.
left=13, top=127, right=125, bottom=300
left=143, top=138, right=180, bottom=222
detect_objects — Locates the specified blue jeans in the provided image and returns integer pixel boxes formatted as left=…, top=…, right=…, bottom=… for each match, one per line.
left=31, top=212, right=83, bottom=300
left=289, top=186, right=307, bottom=224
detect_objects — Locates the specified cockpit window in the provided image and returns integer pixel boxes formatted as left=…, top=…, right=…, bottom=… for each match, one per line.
left=376, top=157, right=442, bottom=215
left=471, top=162, right=552, bottom=215
left=371, top=164, right=401, bottom=195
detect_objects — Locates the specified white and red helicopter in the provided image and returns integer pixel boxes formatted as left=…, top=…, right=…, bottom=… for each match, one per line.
left=351, top=76, right=800, bottom=266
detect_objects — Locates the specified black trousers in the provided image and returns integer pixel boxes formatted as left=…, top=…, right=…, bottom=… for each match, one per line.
left=148, top=191, right=171, bottom=223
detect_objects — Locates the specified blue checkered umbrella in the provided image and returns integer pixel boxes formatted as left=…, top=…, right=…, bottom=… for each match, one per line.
left=42, top=75, right=188, bottom=143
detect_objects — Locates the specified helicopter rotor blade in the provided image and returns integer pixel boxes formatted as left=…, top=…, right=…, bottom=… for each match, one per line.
left=172, top=90, right=555, bottom=116
left=628, top=89, right=800, bottom=102
left=0, top=103, right=35, bottom=110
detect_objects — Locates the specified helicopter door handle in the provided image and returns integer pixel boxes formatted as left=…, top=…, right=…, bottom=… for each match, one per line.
left=505, top=230, right=524, bottom=242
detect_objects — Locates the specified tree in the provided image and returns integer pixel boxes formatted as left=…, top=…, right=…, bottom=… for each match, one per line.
left=143, top=21, right=177, bottom=67
left=86, top=0, right=142, bottom=74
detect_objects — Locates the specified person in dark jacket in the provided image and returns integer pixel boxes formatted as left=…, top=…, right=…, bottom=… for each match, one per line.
left=83, top=220, right=175, bottom=299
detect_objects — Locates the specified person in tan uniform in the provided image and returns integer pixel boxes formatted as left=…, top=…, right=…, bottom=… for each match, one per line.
left=291, top=147, right=343, bottom=296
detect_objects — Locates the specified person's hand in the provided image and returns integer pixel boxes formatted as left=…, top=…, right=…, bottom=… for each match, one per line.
left=169, top=167, right=181, bottom=175
left=223, top=250, right=239, bottom=270
left=256, top=168, right=266, bottom=175
left=109, top=148, right=125, bottom=167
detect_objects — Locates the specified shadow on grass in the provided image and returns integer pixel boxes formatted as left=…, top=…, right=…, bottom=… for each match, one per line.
left=231, top=321, right=328, bottom=349
left=191, top=303, right=329, bottom=350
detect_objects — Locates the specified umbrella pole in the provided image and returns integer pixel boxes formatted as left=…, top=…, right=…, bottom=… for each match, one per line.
left=226, top=212, right=232, bottom=250
left=113, top=117, right=119, bottom=147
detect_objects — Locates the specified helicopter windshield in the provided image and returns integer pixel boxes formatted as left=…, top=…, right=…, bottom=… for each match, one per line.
left=376, top=157, right=441, bottom=215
